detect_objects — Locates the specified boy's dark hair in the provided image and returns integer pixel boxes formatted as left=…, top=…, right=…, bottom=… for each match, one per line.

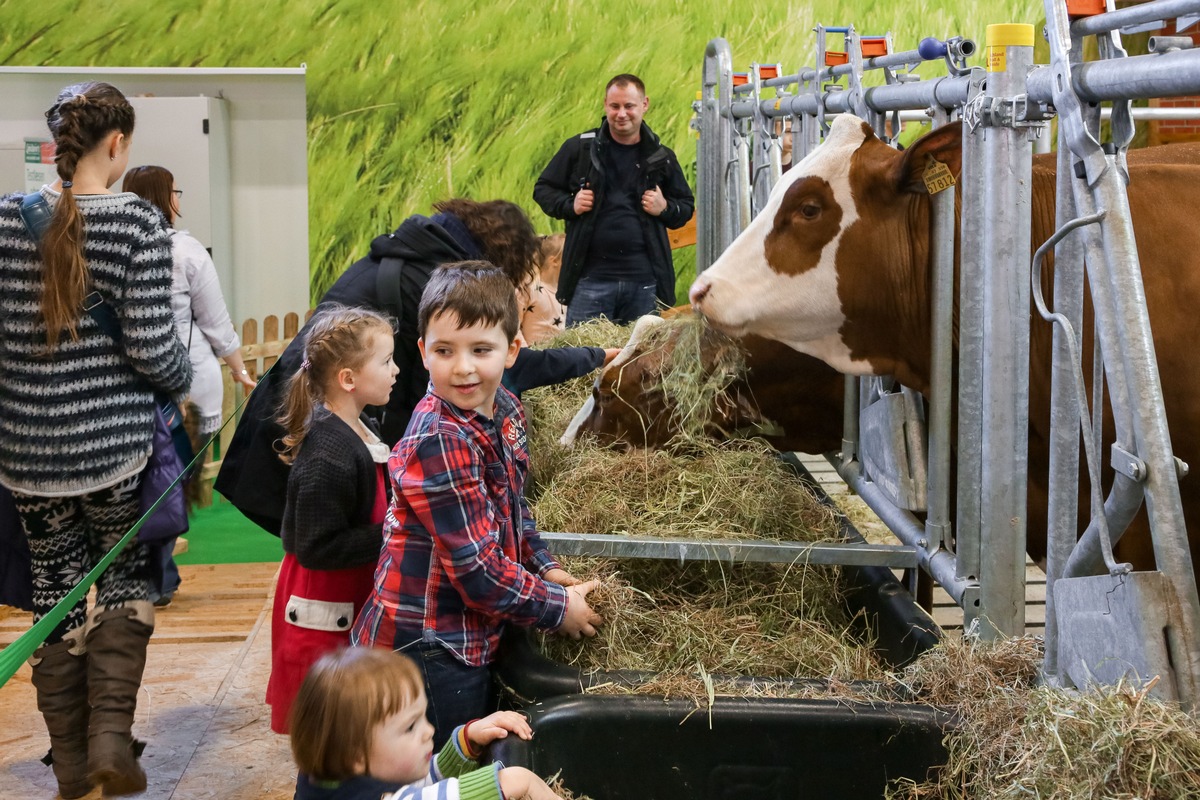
left=417, top=261, right=520, bottom=342
left=606, top=73, right=646, bottom=96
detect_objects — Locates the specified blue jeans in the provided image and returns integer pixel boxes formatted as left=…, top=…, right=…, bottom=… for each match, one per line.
left=395, top=636, right=496, bottom=751
left=148, top=540, right=181, bottom=602
left=566, top=277, right=659, bottom=326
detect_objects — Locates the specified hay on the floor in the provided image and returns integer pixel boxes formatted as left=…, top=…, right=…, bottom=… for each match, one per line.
left=884, top=636, right=1200, bottom=800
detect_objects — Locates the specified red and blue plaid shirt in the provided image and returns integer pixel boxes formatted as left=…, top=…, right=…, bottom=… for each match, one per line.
left=351, top=386, right=567, bottom=666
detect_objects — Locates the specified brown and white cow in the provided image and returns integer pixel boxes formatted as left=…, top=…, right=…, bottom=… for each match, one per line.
left=561, top=311, right=845, bottom=454
left=689, top=113, right=1200, bottom=577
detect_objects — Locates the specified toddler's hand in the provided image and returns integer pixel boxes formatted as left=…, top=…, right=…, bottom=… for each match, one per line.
left=467, top=710, right=533, bottom=749
left=498, top=767, right=566, bottom=800
left=558, top=579, right=602, bottom=639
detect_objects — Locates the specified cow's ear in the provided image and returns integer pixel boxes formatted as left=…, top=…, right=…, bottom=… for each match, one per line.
left=892, top=123, right=963, bottom=194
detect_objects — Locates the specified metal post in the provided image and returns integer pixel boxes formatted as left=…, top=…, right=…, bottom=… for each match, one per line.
left=956, top=69, right=988, bottom=614
left=977, top=23, right=1035, bottom=638
left=925, top=107, right=956, bottom=558
left=1042, top=109, right=1086, bottom=685
left=698, top=38, right=737, bottom=272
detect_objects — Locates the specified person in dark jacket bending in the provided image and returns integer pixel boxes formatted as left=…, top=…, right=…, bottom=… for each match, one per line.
left=534, top=73, right=695, bottom=326
left=216, top=198, right=613, bottom=536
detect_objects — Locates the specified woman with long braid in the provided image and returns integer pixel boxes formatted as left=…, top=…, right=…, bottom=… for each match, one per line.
left=0, top=82, right=191, bottom=797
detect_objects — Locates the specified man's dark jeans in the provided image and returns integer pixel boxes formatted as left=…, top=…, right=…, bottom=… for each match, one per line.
left=566, top=277, right=658, bottom=326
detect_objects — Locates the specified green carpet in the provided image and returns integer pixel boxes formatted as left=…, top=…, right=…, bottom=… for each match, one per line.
left=176, top=495, right=283, bottom=565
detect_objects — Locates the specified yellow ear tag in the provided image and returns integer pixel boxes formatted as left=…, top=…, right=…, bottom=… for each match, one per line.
left=922, top=157, right=956, bottom=194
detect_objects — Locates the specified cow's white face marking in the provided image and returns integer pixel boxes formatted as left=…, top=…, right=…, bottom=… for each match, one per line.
left=559, top=315, right=666, bottom=446
left=691, top=115, right=871, bottom=370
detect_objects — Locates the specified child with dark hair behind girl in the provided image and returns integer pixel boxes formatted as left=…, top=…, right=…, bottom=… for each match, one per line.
left=265, top=305, right=399, bottom=734
left=290, top=647, right=566, bottom=800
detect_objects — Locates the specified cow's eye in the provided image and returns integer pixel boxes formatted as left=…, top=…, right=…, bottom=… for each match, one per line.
left=799, top=202, right=821, bottom=220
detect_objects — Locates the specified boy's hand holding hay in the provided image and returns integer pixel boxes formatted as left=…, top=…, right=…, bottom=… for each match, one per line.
left=557, top=579, right=604, bottom=640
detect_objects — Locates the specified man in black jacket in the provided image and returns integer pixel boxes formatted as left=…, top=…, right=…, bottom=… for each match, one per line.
left=534, top=73, right=694, bottom=326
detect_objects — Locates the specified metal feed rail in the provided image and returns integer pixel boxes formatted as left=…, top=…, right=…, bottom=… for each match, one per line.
left=694, top=0, right=1200, bottom=707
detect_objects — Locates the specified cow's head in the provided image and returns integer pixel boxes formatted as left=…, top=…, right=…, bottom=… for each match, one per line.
left=689, top=114, right=962, bottom=383
left=560, top=312, right=765, bottom=449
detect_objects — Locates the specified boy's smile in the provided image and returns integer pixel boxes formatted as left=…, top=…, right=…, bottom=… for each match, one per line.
left=419, top=310, right=519, bottom=418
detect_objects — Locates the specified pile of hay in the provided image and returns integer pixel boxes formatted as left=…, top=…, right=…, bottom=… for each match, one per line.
left=532, top=440, right=836, bottom=541
left=883, top=636, right=1200, bottom=799
left=538, top=557, right=885, bottom=693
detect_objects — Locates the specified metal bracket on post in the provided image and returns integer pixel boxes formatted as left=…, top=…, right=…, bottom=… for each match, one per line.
left=1045, top=1, right=1108, bottom=185
left=814, top=24, right=834, bottom=136
left=1111, top=443, right=1148, bottom=482
left=1097, top=19, right=1134, bottom=182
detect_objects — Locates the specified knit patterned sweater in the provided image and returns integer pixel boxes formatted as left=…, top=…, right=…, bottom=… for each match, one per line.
left=0, top=188, right=192, bottom=496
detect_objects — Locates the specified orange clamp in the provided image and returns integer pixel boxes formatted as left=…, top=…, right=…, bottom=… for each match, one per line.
left=1066, top=0, right=1106, bottom=16
left=861, top=37, right=889, bottom=57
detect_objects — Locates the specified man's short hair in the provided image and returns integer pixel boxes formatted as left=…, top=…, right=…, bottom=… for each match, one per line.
left=417, top=261, right=520, bottom=342
left=606, top=73, right=646, bottom=96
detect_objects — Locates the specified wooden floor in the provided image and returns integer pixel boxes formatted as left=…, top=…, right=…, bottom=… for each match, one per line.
left=797, top=453, right=1047, bottom=637
left=0, top=563, right=295, bottom=800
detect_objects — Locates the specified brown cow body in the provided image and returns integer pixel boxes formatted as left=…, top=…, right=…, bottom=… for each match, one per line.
left=562, top=312, right=846, bottom=455
left=690, top=115, right=1200, bottom=579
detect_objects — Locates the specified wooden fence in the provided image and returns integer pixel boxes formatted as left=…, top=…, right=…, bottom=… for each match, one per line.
left=195, top=310, right=311, bottom=506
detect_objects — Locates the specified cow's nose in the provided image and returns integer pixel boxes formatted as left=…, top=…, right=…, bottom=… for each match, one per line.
left=689, top=278, right=710, bottom=308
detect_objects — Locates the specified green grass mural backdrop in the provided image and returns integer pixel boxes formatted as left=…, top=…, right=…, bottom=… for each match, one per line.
left=1, top=0, right=1041, bottom=304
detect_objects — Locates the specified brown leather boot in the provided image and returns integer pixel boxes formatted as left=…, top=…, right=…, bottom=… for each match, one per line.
left=29, top=626, right=93, bottom=800
left=85, top=602, right=154, bottom=796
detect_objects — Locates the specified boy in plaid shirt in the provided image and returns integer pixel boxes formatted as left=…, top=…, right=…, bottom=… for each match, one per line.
left=352, top=261, right=601, bottom=748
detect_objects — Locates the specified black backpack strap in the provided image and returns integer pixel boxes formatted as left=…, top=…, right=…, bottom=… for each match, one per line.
left=576, top=131, right=596, bottom=188
left=19, top=191, right=123, bottom=344
left=376, top=256, right=405, bottom=322
left=83, top=292, right=123, bottom=342
left=19, top=192, right=53, bottom=244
